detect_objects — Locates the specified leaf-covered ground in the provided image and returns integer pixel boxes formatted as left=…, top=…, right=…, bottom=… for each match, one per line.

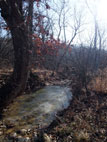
left=46, top=91, right=107, bottom=142
left=0, top=68, right=107, bottom=142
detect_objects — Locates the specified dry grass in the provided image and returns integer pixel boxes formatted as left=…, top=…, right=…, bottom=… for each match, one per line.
left=88, top=68, right=107, bottom=93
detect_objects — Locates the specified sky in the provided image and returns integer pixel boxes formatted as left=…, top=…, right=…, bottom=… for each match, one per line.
left=1, top=0, right=107, bottom=46
left=70, top=0, right=107, bottom=44
left=93, top=0, right=107, bottom=22
left=50, top=0, right=107, bottom=45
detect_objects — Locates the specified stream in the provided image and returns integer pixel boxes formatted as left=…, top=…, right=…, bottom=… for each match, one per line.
left=3, top=86, right=72, bottom=130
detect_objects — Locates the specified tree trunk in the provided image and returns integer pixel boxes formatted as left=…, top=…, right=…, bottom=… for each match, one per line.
left=10, top=24, right=31, bottom=95
left=0, top=0, right=32, bottom=110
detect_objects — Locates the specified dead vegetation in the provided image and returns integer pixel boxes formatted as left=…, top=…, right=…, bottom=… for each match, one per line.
left=0, top=67, right=105, bottom=136
left=46, top=89, right=107, bottom=142
left=88, top=68, right=107, bottom=94
left=0, top=67, right=107, bottom=142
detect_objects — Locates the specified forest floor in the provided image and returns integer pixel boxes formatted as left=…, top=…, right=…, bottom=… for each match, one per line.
left=46, top=88, right=107, bottom=142
left=0, top=68, right=107, bottom=142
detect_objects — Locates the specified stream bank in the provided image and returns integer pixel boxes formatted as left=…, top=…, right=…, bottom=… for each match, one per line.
left=0, top=85, right=72, bottom=142
left=0, top=69, right=106, bottom=142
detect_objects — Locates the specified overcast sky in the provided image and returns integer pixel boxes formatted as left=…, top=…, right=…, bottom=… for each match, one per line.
left=50, top=0, right=107, bottom=44
left=1, top=0, right=107, bottom=46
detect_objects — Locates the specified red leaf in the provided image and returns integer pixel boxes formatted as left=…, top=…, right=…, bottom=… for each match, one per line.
left=46, top=3, right=50, bottom=9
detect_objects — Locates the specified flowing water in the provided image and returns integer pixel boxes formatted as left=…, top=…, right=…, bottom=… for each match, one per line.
left=3, top=86, right=72, bottom=129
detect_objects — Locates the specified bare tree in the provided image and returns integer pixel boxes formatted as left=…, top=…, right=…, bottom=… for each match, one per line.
left=52, top=0, right=84, bottom=72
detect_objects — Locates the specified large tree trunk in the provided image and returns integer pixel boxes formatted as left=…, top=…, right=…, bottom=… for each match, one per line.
left=10, top=24, right=31, bottom=95
left=0, top=0, right=31, bottom=110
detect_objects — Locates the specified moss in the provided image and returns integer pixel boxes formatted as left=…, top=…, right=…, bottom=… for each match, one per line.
left=35, top=88, right=46, bottom=95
